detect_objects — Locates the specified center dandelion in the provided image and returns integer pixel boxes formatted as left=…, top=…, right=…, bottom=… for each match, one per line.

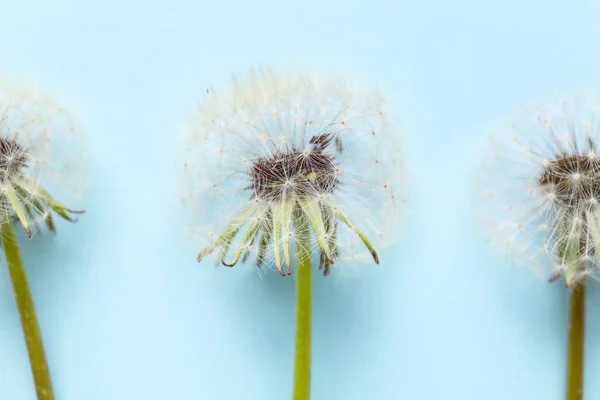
left=196, top=127, right=380, bottom=276
left=185, top=68, right=406, bottom=278
left=248, top=133, right=339, bottom=200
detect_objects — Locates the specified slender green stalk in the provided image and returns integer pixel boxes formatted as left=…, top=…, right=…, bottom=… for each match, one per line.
left=2, top=222, right=54, bottom=400
left=565, top=282, right=585, bottom=400
left=292, top=219, right=312, bottom=400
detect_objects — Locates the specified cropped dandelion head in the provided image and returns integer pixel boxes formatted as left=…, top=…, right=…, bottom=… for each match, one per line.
left=479, top=95, right=600, bottom=287
left=0, top=78, right=85, bottom=238
left=181, top=68, right=407, bottom=276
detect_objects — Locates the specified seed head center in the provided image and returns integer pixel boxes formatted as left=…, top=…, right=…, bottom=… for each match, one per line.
left=248, top=133, right=340, bottom=200
left=539, top=143, right=600, bottom=207
left=0, top=138, right=28, bottom=181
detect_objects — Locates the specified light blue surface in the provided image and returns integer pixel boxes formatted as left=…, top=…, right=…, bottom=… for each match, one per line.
left=0, top=0, right=600, bottom=399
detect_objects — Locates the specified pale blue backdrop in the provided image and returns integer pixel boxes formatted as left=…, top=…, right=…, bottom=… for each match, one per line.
left=1, top=0, right=600, bottom=399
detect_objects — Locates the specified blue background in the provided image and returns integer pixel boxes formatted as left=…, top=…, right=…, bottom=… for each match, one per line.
left=1, top=0, right=600, bottom=399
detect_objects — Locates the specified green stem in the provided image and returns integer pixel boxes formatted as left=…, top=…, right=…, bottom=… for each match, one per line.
left=2, top=222, right=54, bottom=399
left=292, top=221, right=312, bottom=400
left=565, top=282, right=585, bottom=400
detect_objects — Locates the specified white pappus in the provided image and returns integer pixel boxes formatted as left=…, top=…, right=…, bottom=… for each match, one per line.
left=479, top=95, right=600, bottom=287
left=0, top=78, right=85, bottom=238
left=181, top=67, right=408, bottom=276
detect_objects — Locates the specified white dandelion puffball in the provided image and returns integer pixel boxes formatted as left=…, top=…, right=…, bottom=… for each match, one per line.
left=479, top=95, right=600, bottom=287
left=181, top=68, right=407, bottom=276
left=0, top=78, right=85, bottom=237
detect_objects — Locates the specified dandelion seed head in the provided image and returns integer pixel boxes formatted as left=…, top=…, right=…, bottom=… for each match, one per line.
left=479, top=94, right=600, bottom=285
left=0, top=78, right=85, bottom=236
left=182, top=68, right=408, bottom=274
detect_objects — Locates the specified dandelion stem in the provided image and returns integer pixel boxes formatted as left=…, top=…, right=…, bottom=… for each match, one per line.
left=565, top=281, right=585, bottom=400
left=292, top=217, right=311, bottom=400
left=2, top=221, right=54, bottom=399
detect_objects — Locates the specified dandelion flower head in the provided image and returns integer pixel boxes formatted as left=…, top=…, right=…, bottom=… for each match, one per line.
left=0, top=78, right=85, bottom=237
left=479, top=96, right=600, bottom=287
left=181, top=68, right=407, bottom=276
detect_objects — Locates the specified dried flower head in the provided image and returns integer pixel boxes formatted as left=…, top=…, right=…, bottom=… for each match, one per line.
left=0, top=78, right=85, bottom=237
left=479, top=95, right=600, bottom=287
left=181, top=68, right=407, bottom=275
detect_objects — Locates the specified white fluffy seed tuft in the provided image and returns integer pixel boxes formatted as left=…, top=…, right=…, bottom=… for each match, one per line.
left=181, top=68, right=408, bottom=273
left=478, top=94, right=600, bottom=286
left=0, top=78, right=85, bottom=236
